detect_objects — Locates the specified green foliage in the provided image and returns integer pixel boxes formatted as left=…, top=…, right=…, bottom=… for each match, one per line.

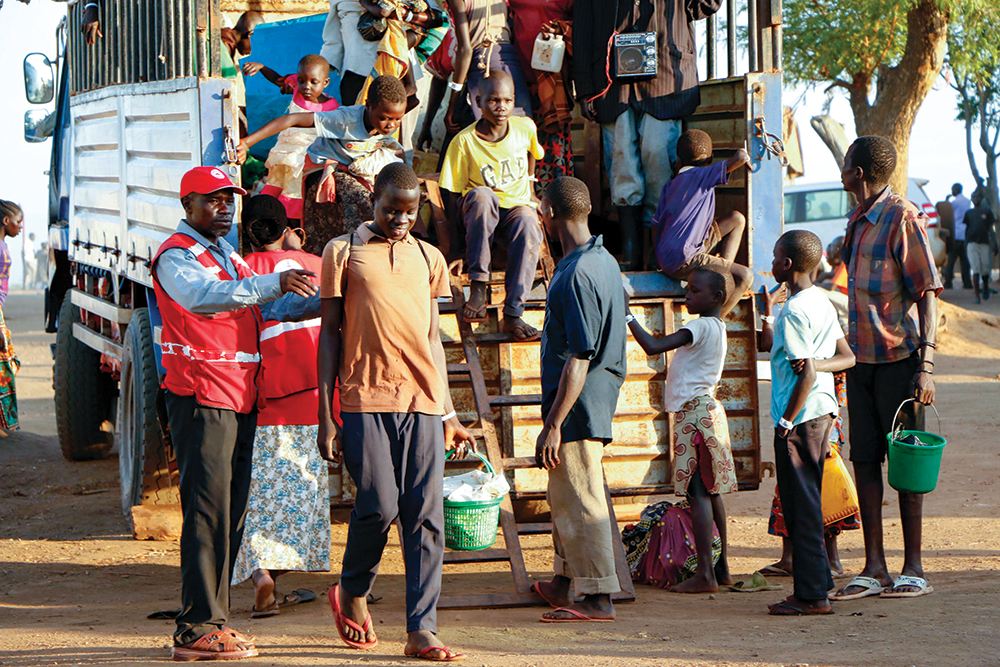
left=784, top=0, right=912, bottom=87
left=948, top=0, right=1000, bottom=129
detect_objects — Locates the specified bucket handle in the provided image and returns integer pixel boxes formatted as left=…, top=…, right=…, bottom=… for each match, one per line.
left=446, top=443, right=496, bottom=476
left=890, top=398, right=942, bottom=443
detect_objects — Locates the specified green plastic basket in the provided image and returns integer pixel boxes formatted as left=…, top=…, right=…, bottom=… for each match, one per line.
left=443, top=451, right=503, bottom=551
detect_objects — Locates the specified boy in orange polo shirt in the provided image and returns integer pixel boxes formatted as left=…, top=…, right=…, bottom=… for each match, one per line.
left=317, top=163, right=471, bottom=661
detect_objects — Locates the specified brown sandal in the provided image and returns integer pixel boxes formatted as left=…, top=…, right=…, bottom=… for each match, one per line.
left=171, top=630, right=258, bottom=661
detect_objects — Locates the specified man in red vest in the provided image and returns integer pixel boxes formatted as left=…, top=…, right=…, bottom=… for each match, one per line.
left=152, top=166, right=319, bottom=661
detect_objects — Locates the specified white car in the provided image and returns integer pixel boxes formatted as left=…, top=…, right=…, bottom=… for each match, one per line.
left=783, top=178, right=946, bottom=266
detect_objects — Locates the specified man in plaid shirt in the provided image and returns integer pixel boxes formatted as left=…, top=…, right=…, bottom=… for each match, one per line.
left=831, top=136, right=942, bottom=603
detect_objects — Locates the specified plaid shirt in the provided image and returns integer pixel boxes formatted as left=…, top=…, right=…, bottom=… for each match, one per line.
left=843, top=188, right=943, bottom=364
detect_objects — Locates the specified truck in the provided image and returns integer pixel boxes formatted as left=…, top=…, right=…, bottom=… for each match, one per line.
left=22, top=0, right=785, bottom=533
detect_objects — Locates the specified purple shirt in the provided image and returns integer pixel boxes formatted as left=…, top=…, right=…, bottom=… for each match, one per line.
left=651, top=161, right=729, bottom=274
left=0, top=239, right=10, bottom=306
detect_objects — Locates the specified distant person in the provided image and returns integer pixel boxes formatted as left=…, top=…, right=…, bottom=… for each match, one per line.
left=832, top=136, right=941, bottom=602
left=36, top=241, right=49, bottom=289
left=532, top=177, right=626, bottom=623
left=943, top=183, right=972, bottom=289
left=759, top=230, right=855, bottom=616
left=0, top=200, right=23, bottom=433
left=22, top=233, right=37, bottom=290
left=651, top=129, right=752, bottom=317
left=963, top=190, right=997, bottom=304
left=628, top=267, right=737, bottom=594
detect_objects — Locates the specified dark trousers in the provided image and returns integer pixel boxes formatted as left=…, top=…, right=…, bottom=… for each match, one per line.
left=340, top=70, right=367, bottom=106
left=944, top=239, right=972, bottom=288
left=165, top=391, right=257, bottom=645
left=340, top=412, right=445, bottom=633
left=461, top=186, right=542, bottom=317
left=774, top=414, right=835, bottom=601
left=846, top=353, right=924, bottom=463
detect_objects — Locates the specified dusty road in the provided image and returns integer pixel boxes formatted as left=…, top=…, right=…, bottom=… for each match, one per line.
left=0, top=288, right=998, bottom=667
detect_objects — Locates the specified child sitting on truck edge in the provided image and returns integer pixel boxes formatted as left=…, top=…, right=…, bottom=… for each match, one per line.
left=651, top=129, right=752, bottom=317
left=237, top=74, right=406, bottom=256
left=759, top=230, right=855, bottom=616
left=438, top=69, right=545, bottom=341
left=241, top=54, right=340, bottom=223
left=626, top=267, right=737, bottom=593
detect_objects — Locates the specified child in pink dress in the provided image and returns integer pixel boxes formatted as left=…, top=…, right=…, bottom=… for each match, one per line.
left=243, top=54, right=340, bottom=221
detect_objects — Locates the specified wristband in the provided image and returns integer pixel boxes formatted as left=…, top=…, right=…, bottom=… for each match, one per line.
left=915, top=369, right=933, bottom=375
left=84, top=2, right=99, bottom=8
left=919, top=341, right=937, bottom=349
left=625, top=314, right=635, bottom=325
left=778, top=417, right=794, bottom=431
left=441, top=410, right=457, bottom=422
left=447, top=80, right=464, bottom=93
left=761, top=315, right=775, bottom=324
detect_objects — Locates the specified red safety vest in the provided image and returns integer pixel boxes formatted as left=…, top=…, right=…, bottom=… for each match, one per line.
left=152, top=233, right=264, bottom=414
left=243, top=250, right=322, bottom=401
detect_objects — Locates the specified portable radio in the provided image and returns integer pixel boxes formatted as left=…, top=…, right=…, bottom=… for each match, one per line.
left=613, top=31, right=658, bottom=79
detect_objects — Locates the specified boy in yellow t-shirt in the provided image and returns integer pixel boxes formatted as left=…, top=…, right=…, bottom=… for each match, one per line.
left=439, top=70, right=545, bottom=341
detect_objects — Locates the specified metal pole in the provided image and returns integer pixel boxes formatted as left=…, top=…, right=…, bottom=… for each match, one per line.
left=706, top=13, right=717, bottom=81
left=748, top=0, right=759, bottom=72
left=727, top=0, right=737, bottom=77
left=196, top=0, right=208, bottom=79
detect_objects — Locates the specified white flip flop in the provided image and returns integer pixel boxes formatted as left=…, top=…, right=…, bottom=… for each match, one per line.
left=880, top=575, right=934, bottom=598
left=830, top=575, right=886, bottom=601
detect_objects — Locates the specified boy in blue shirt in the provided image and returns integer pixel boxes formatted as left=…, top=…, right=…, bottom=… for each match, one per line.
left=759, top=230, right=855, bottom=615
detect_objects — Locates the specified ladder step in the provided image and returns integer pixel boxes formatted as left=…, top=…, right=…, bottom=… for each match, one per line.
left=489, top=394, right=543, bottom=407
left=447, top=363, right=471, bottom=374
left=443, top=548, right=510, bottom=563
left=516, top=522, right=552, bottom=535
left=474, top=333, right=540, bottom=344
left=502, top=456, right=539, bottom=469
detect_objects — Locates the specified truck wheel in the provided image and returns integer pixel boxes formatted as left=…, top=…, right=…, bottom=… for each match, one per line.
left=118, top=308, right=179, bottom=523
left=54, top=295, right=115, bottom=461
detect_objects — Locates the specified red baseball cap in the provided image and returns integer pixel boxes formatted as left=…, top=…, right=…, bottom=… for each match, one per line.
left=180, top=166, right=248, bottom=198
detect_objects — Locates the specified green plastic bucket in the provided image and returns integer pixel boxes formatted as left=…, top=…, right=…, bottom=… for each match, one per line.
left=443, top=450, right=503, bottom=551
left=886, top=400, right=946, bottom=494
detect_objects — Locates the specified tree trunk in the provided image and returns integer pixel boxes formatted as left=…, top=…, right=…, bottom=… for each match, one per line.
left=846, top=0, right=949, bottom=195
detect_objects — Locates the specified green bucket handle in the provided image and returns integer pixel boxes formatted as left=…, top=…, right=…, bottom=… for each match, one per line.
left=890, top=398, right=943, bottom=443
left=446, top=444, right=496, bottom=476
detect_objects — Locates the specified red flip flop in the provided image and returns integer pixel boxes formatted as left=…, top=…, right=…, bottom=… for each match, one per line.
left=405, top=645, right=466, bottom=662
left=328, top=584, right=378, bottom=650
left=540, top=607, right=614, bottom=623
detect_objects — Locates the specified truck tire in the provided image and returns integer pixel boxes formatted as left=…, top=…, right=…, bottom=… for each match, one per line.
left=118, top=308, right=179, bottom=523
left=54, top=295, right=115, bottom=461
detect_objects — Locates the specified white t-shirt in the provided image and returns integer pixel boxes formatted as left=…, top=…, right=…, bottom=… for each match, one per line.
left=769, top=285, right=843, bottom=425
left=664, top=316, right=726, bottom=412
left=951, top=194, right=972, bottom=241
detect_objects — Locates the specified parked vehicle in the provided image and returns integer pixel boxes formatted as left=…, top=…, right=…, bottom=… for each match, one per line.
left=784, top=178, right=946, bottom=265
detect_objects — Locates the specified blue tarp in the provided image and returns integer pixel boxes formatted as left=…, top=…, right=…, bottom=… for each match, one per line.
left=244, top=14, right=342, bottom=162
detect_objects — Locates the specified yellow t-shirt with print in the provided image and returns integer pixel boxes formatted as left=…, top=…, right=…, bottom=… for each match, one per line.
left=438, top=116, right=544, bottom=209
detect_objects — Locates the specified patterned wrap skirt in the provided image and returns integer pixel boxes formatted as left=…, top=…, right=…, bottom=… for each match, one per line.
left=231, top=424, right=331, bottom=583
left=0, top=322, right=19, bottom=431
left=673, top=395, right=737, bottom=496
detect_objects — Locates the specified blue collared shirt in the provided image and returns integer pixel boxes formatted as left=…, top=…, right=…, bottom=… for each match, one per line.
left=154, top=220, right=320, bottom=322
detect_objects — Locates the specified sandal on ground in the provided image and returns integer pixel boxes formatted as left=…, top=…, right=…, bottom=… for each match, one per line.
left=171, top=630, right=258, bottom=661
left=223, top=628, right=256, bottom=648
left=540, top=607, right=614, bottom=623
left=830, top=576, right=886, bottom=601
left=279, top=588, right=316, bottom=608
left=757, top=564, right=792, bottom=577
left=880, top=575, right=934, bottom=598
left=768, top=600, right=834, bottom=616
left=531, top=581, right=561, bottom=609
left=328, top=584, right=378, bottom=650
left=405, top=645, right=467, bottom=662
left=729, top=572, right=782, bottom=593
left=250, top=601, right=280, bottom=619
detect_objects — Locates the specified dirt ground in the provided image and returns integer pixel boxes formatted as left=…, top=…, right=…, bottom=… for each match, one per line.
left=0, top=288, right=998, bottom=667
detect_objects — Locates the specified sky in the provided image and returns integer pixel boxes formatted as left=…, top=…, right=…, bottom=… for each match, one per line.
left=0, top=0, right=982, bottom=287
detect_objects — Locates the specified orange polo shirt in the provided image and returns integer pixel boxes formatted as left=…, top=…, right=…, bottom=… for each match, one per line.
left=320, top=224, right=451, bottom=414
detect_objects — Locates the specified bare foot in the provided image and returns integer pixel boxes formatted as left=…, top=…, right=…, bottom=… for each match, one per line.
left=404, top=629, right=465, bottom=660
left=714, top=559, right=734, bottom=587
left=671, top=573, right=719, bottom=594
left=534, top=577, right=573, bottom=608
left=339, top=586, right=377, bottom=645
left=541, top=594, right=615, bottom=621
left=501, top=315, right=539, bottom=341
left=463, top=281, right=488, bottom=322
left=251, top=569, right=275, bottom=612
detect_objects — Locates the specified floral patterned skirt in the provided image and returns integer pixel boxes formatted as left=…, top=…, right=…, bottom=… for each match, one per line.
left=673, top=395, right=736, bottom=496
left=232, top=424, right=331, bottom=584
left=0, top=323, right=19, bottom=431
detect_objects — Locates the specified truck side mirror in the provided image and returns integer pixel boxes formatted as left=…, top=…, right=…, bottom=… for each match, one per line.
left=24, top=109, right=54, bottom=143
left=24, top=52, right=55, bottom=105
